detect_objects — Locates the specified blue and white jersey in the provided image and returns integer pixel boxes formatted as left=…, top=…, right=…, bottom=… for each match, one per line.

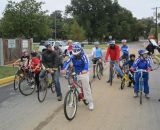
left=92, top=47, right=103, bottom=58
left=63, top=52, right=89, bottom=74
left=132, top=57, right=151, bottom=70
left=121, top=45, right=129, bottom=55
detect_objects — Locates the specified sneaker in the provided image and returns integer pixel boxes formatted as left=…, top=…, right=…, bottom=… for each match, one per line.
left=88, top=103, right=94, bottom=111
left=57, top=95, right=62, bottom=101
left=134, top=93, right=138, bottom=98
left=145, top=94, right=150, bottom=99
left=93, top=75, right=96, bottom=78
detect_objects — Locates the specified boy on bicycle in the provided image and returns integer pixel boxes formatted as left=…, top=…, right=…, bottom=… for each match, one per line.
left=91, top=42, right=103, bottom=78
left=131, top=49, right=152, bottom=98
left=62, top=44, right=94, bottom=111
left=123, top=54, right=136, bottom=87
left=120, top=39, right=129, bottom=61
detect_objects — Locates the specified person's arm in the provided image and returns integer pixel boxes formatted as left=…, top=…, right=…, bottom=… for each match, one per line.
left=105, top=47, right=110, bottom=61
left=63, top=56, right=72, bottom=70
left=82, top=54, right=89, bottom=72
left=116, top=46, right=120, bottom=61
left=42, top=53, right=49, bottom=68
left=132, top=58, right=140, bottom=70
left=123, top=60, right=129, bottom=67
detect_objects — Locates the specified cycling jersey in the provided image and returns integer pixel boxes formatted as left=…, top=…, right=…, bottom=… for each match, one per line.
left=92, top=47, right=102, bottom=58
left=121, top=45, right=129, bottom=55
left=63, top=52, right=89, bottom=74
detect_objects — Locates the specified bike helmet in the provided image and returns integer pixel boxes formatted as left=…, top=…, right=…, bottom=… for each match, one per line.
left=94, top=42, right=100, bottom=45
left=72, top=44, right=82, bottom=55
left=44, top=41, right=51, bottom=48
left=138, top=49, right=148, bottom=55
left=121, top=39, right=127, bottom=43
left=109, top=40, right=115, bottom=45
left=130, top=54, right=135, bottom=58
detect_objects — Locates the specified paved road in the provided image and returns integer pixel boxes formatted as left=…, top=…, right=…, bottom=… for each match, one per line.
left=1, top=42, right=160, bottom=130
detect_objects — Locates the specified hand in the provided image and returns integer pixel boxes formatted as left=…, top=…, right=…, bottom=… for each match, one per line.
left=130, top=68, right=135, bottom=72
left=82, top=70, right=87, bottom=74
left=61, top=69, right=66, bottom=74
left=147, top=68, right=153, bottom=72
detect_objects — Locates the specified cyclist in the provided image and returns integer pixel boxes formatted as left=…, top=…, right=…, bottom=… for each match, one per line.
left=120, top=39, right=129, bottom=61
left=67, top=40, right=73, bottom=56
left=62, top=44, right=94, bottom=111
left=91, top=42, right=103, bottom=78
left=29, top=51, right=41, bottom=89
left=40, top=42, right=62, bottom=101
left=131, top=49, right=152, bottom=98
left=105, top=40, right=123, bottom=83
left=146, top=37, right=160, bottom=55
left=123, top=54, right=136, bottom=87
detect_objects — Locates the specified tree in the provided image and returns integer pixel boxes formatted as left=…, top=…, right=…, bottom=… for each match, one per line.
left=70, top=20, right=86, bottom=41
left=0, top=0, right=51, bottom=40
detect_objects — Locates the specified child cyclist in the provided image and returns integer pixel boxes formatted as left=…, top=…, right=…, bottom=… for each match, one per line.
left=122, top=54, right=136, bottom=87
left=62, top=44, right=94, bottom=111
left=131, top=49, right=152, bottom=98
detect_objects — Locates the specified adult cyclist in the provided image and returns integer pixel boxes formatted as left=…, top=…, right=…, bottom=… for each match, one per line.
left=105, top=40, right=123, bottom=83
left=91, top=42, right=103, bottom=78
left=62, top=44, right=94, bottom=111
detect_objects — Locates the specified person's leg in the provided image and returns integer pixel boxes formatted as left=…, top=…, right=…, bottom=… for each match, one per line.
left=134, top=73, right=140, bottom=97
left=35, top=73, right=40, bottom=89
left=143, top=73, right=149, bottom=96
left=114, top=62, right=123, bottom=78
left=53, top=70, right=62, bottom=100
left=78, top=73, right=94, bottom=110
left=92, top=58, right=96, bottom=78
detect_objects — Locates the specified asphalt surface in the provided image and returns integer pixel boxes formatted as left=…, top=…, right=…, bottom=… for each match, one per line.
left=1, top=42, right=160, bottom=130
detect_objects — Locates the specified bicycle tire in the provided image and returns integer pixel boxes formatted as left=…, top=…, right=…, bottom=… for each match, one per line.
left=64, top=90, right=77, bottom=121
left=50, top=82, right=56, bottom=94
left=38, top=79, right=47, bottom=102
left=140, top=91, right=142, bottom=105
left=96, top=63, right=102, bottom=80
left=13, top=74, right=20, bottom=91
left=19, top=77, right=36, bottom=96
left=121, top=79, right=125, bottom=90
left=110, top=67, right=113, bottom=86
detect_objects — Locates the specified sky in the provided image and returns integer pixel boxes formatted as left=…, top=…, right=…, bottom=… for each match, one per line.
left=0, top=0, right=160, bottom=19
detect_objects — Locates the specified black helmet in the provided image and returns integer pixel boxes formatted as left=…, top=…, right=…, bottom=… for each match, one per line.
left=130, top=54, right=135, bottom=58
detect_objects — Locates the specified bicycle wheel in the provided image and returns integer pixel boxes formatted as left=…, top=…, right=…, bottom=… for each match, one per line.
left=96, top=63, right=102, bottom=80
left=19, top=76, right=36, bottom=96
left=121, top=78, right=125, bottom=90
left=140, top=91, right=142, bottom=105
left=50, top=82, right=55, bottom=94
left=110, top=67, right=113, bottom=86
left=13, top=74, right=20, bottom=91
left=38, top=79, right=48, bottom=102
left=64, top=90, right=77, bottom=121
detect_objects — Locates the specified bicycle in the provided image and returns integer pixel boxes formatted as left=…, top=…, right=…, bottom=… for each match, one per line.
left=64, top=72, right=91, bottom=121
left=19, top=68, right=36, bottom=96
left=37, top=68, right=56, bottom=103
left=107, top=61, right=116, bottom=86
left=134, top=69, right=150, bottom=105
left=121, top=69, right=134, bottom=90
left=96, top=58, right=103, bottom=80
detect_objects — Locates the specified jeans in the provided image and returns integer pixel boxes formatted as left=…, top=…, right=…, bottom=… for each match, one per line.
left=109, top=61, right=123, bottom=80
left=39, top=70, right=62, bottom=97
left=134, top=72, right=149, bottom=94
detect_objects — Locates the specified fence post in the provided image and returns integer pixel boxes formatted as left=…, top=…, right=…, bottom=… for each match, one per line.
left=0, top=38, right=4, bottom=65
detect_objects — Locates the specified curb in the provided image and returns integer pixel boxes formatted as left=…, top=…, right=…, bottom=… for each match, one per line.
left=0, top=76, right=14, bottom=85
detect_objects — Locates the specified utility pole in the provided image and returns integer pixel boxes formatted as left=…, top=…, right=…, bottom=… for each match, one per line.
left=152, top=7, right=160, bottom=40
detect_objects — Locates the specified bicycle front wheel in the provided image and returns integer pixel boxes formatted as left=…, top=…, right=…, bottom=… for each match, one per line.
left=96, top=63, right=102, bottom=80
left=121, top=78, right=125, bottom=90
left=110, top=67, right=113, bottom=86
left=64, top=90, right=77, bottom=121
left=19, top=77, right=36, bottom=96
left=14, top=74, right=20, bottom=91
left=38, top=79, right=47, bottom=103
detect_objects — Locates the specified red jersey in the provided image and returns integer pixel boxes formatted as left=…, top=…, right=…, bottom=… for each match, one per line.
left=31, top=57, right=41, bottom=73
left=67, top=45, right=72, bottom=51
left=105, top=44, right=120, bottom=61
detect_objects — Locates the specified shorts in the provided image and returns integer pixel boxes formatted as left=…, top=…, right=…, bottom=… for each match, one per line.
left=92, top=58, right=100, bottom=65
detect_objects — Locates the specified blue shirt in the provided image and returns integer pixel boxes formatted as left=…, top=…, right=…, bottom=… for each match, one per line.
left=121, top=45, right=129, bottom=55
left=132, top=57, right=151, bottom=70
left=123, top=60, right=134, bottom=68
left=92, top=47, right=102, bottom=58
left=63, top=52, right=89, bottom=74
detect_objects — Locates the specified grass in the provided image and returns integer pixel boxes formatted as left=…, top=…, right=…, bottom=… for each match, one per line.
left=32, top=43, right=39, bottom=51
left=0, top=66, right=18, bottom=79
left=83, top=44, right=108, bottom=49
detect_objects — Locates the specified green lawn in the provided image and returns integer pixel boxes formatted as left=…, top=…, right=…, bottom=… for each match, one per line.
left=32, top=43, right=39, bottom=51
left=0, top=66, right=18, bottom=79
left=83, top=44, right=108, bottom=49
